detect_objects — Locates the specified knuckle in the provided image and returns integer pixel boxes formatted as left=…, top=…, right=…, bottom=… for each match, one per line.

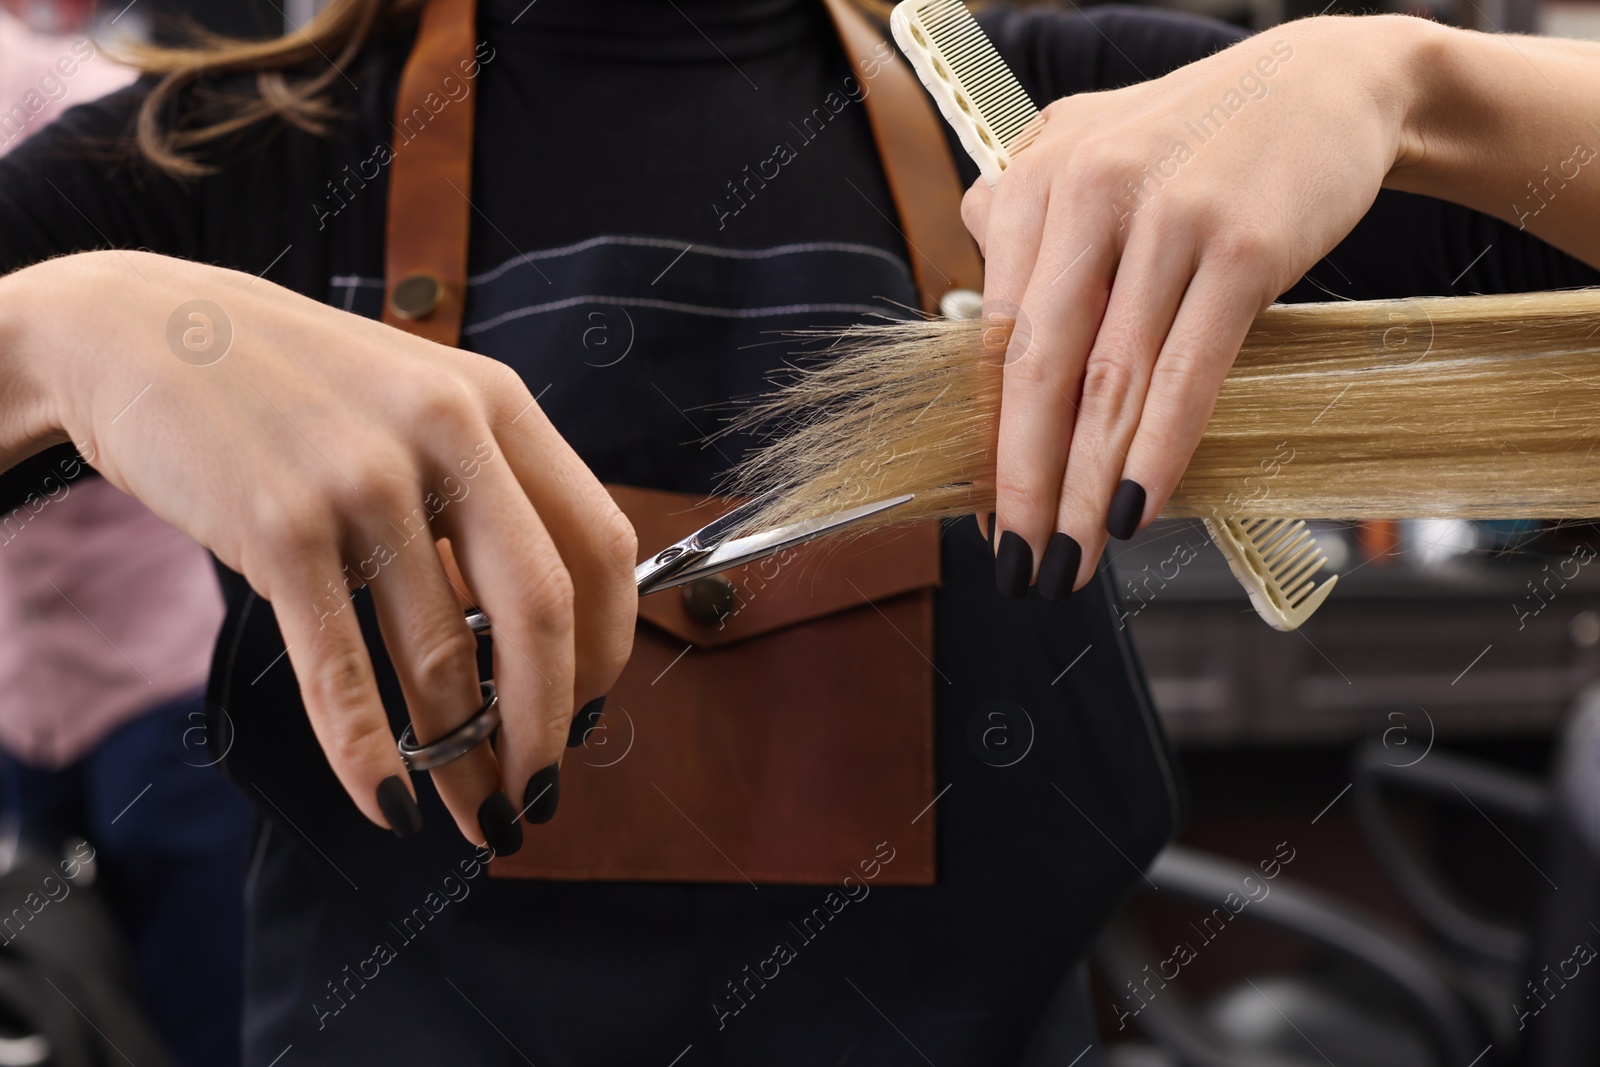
left=332, top=458, right=411, bottom=518
left=999, top=152, right=1048, bottom=197
left=521, top=561, right=577, bottom=637
left=1207, top=226, right=1273, bottom=271
left=993, top=468, right=1056, bottom=521
left=307, top=645, right=375, bottom=720
left=406, top=624, right=480, bottom=700
left=1080, top=353, right=1138, bottom=413
left=252, top=493, right=328, bottom=558
left=324, top=710, right=393, bottom=774
left=1150, top=344, right=1208, bottom=386
left=398, top=374, right=482, bottom=437
left=595, top=507, right=639, bottom=575
left=480, top=361, right=536, bottom=424
left=1002, top=346, right=1054, bottom=389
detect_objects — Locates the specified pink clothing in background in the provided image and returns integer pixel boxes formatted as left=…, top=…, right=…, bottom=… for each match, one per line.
left=0, top=479, right=226, bottom=768
left=0, top=13, right=225, bottom=768
left=0, top=6, right=130, bottom=148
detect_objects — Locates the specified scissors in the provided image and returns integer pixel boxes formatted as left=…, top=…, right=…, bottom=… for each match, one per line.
left=463, top=492, right=915, bottom=634
left=395, top=493, right=916, bottom=771
left=399, top=493, right=916, bottom=771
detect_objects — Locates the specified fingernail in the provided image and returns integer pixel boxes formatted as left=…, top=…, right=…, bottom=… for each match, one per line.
left=477, top=791, right=523, bottom=856
left=376, top=775, right=422, bottom=838
left=995, top=530, right=1032, bottom=598
left=522, top=763, right=561, bottom=825
left=1107, top=480, right=1146, bottom=540
left=567, top=696, right=605, bottom=748
left=1037, top=532, right=1083, bottom=601
left=987, top=512, right=997, bottom=547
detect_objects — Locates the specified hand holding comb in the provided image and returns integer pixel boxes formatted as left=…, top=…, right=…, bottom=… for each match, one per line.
left=898, top=0, right=1334, bottom=630
left=718, top=1, right=1600, bottom=628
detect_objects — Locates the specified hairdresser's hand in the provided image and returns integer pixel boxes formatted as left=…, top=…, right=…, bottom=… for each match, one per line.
left=962, top=14, right=1427, bottom=597
left=0, top=250, right=637, bottom=852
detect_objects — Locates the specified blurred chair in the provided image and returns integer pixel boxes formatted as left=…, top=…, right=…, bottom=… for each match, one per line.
left=1096, top=685, right=1600, bottom=1067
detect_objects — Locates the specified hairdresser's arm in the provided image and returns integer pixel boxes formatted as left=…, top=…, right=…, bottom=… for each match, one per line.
left=964, top=13, right=1600, bottom=596
left=0, top=250, right=637, bottom=850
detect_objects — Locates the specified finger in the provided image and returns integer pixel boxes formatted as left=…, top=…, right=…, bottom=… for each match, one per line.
left=459, top=369, right=637, bottom=716
left=980, top=161, right=1061, bottom=597
left=261, top=530, right=422, bottom=839
left=363, top=500, right=522, bottom=857
left=1119, top=256, right=1268, bottom=530
left=978, top=158, right=1049, bottom=325
left=961, top=179, right=994, bottom=257
left=1047, top=225, right=1196, bottom=597
left=433, top=456, right=578, bottom=828
left=991, top=206, right=1116, bottom=597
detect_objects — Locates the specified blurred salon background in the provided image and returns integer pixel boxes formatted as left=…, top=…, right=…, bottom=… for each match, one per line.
left=4, top=0, right=1600, bottom=1065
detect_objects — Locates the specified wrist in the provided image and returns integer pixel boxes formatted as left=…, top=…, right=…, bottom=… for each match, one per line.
left=0, top=263, right=72, bottom=473
left=1330, top=13, right=1450, bottom=176
left=1376, top=15, right=1497, bottom=190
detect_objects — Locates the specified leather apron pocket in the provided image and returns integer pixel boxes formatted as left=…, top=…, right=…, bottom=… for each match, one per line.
left=490, top=484, right=939, bottom=884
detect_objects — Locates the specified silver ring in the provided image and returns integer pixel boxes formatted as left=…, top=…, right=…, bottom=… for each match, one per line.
left=397, top=681, right=500, bottom=772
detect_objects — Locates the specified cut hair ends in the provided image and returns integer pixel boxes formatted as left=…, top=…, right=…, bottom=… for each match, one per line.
left=720, top=290, right=1600, bottom=537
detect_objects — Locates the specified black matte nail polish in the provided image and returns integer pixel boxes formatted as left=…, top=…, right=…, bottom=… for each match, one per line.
left=567, top=696, right=606, bottom=748
left=995, top=530, right=1032, bottom=598
left=1037, top=532, right=1083, bottom=601
left=1107, top=480, right=1146, bottom=540
left=376, top=775, right=422, bottom=838
left=522, top=763, right=561, bottom=825
left=477, top=791, right=523, bottom=856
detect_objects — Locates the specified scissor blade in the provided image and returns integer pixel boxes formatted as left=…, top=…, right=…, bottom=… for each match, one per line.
left=642, top=493, right=915, bottom=594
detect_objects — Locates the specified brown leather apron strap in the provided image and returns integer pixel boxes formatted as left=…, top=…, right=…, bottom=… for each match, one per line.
left=382, top=0, right=983, bottom=335
left=819, top=0, right=985, bottom=312
left=382, top=0, right=477, bottom=346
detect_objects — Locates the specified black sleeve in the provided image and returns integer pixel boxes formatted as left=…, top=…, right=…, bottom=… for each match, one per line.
left=975, top=4, right=1600, bottom=302
left=0, top=78, right=202, bottom=274
left=982, top=3, right=1245, bottom=102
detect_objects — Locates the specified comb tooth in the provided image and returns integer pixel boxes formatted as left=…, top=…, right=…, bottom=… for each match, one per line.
left=1260, top=523, right=1310, bottom=560
left=1259, top=520, right=1307, bottom=557
left=1252, top=520, right=1297, bottom=556
left=1272, top=540, right=1320, bottom=582
left=1278, top=552, right=1328, bottom=594
left=1270, top=547, right=1318, bottom=584
left=1282, top=570, right=1319, bottom=606
left=1267, top=538, right=1318, bottom=578
left=1248, top=522, right=1282, bottom=554
left=1286, top=569, right=1327, bottom=608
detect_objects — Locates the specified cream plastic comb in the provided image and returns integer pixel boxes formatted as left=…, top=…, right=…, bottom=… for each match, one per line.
left=890, top=0, right=1338, bottom=630
left=1203, top=517, right=1339, bottom=631
left=889, top=0, right=1043, bottom=187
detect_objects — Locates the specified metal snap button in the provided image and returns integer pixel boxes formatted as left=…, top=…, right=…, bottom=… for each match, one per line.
left=682, top=575, right=737, bottom=625
left=391, top=273, right=444, bottom=320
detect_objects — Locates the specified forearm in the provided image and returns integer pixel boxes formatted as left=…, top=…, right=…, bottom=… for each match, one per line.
left=1383, top=15, right=1600, bottom=267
